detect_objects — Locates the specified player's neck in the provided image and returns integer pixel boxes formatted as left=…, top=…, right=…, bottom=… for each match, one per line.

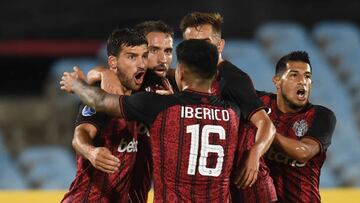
left=277, top=96, right=303, bottom=114
left=120, top=85, right=132, bottom=96
left=217, top=54, right=224, bottom=65
left=181, top=79, right=212, bottom=94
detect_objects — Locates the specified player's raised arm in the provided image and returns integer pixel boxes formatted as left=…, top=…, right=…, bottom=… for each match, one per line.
left=60, top=67, right=123, bottom=118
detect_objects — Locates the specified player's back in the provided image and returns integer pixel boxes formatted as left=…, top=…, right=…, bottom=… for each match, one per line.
left=149, top=91, right=241, bottom=202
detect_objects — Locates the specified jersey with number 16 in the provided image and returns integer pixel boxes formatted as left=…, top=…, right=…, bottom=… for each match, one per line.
left=119, top=90, right=241, bottom=202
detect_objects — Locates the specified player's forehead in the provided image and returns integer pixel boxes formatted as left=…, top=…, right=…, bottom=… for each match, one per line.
left=183, top=24, right=216, bottom=40
left=146, top=32, right=173, bottom=48
left=285, top=61, right=311, bottom=74
left=119, top=44, right=148, bottom=55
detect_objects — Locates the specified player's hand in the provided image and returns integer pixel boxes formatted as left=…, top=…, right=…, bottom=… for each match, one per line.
left=234, top=148, right=260, bottom=189
left=87, top=67, right=124, bottom=95
left=60, top=66, right=85, bottom=93
left=155, top=78, right=174, bottom=95
left=88, top=147, right=120, bottom=174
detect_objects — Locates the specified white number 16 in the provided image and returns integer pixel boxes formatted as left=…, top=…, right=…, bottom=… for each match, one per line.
left=186, top=124, right=225, bottom=177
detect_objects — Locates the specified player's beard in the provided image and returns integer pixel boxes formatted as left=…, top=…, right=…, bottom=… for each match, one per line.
left=117, top=72, right=139, bottom=92
left=281, top=90, right=306, bottom=112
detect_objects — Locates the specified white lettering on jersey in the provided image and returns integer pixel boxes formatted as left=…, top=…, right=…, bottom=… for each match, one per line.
left=181, top=106, right=230, bottom=121
left=117, top=138, right=138, bottom=153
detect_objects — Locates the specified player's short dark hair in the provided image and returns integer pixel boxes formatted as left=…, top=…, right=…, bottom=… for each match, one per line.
left=180, top=12, right=223, bottom=37
left=134, top=21, right=174, bottom=38
left=275, top=51, right=312, bottom=76
left=107, top=28, right=147, bottom=57
left=176, top=39, right=218, bottom=79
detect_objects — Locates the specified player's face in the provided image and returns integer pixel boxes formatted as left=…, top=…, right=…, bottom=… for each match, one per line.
left=183, top=24, right=224, bottom=54
left=113, top=44, right=148, bottom=91
left=274, top=61, right=312, bottom=111
left=146, top=32, right=173, bottom=78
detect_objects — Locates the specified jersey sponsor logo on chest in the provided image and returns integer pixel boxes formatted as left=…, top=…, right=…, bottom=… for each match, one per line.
left=266, top=147, right=306, bottom=167
left=181, top=106, right=230, bottom=121
left=117, top=138, right=138, bottom=153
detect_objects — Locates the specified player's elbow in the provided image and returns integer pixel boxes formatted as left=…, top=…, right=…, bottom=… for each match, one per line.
left=294, top=150, right=312, bottom=163
left=71, top=136, right=78, bottom=152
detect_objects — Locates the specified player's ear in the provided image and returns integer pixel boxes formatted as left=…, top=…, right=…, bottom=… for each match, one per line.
left=108, top=56, right=117, bottom=72
left=272, top=75, right=281, bottom=90
left=217, top=38, right=225, bottom=53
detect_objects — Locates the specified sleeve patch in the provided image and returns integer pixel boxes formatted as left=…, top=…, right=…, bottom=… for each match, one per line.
left=82, top=105, right=96, bottom=117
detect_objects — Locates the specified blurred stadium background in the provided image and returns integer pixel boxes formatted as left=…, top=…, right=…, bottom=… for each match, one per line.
left=0, top=0, right=360, bottom=202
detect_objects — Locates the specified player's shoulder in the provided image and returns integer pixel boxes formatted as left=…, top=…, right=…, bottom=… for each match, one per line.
left=311, top=104, right=336, bottom=120
left=128, top=91, right=178, bottom=108
left=225, top=100, right=242, bottom=117
left=219, top=60, right=250, bottom=77
left=77, top=102, right=107, bottom=118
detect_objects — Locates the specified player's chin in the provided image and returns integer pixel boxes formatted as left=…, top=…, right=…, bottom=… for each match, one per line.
left=131, top=83, right=142, bottom=91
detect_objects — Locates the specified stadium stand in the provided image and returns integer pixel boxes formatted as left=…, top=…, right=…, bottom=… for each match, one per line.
left=1, top=21, right=360, bottom=189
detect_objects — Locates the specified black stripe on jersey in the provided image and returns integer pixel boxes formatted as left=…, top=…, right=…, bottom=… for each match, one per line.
left=98, top=173, right=108, bottom=203
left=253, top=181, right=261, bottom=203
left=82, top=173, right=93, bottom=203
left=222, top=118, right=232, bottom=203
left=160, top=110, right=168, bottom=202
left=175, top=111, right=184, bottom=203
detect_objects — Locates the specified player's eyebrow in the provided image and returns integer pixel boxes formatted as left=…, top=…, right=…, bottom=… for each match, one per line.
left=124, top=51, right=139, bottom=56
left=148, top=45, right=160, bottom=49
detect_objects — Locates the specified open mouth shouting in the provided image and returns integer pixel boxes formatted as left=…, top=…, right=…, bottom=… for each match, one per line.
left=296, top=87, right=307, bottom=101
left=154, top=64, right=168, bottom=77
left=134, top=70, right=145, bottom=85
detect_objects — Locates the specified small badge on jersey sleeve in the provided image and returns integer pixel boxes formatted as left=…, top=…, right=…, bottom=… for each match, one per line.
left=292, top=119, right=308, bottom=137
left=82, top=105, right=96, bottom=117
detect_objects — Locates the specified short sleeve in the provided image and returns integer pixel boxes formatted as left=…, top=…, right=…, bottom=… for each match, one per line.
left=119, top=92, right=172, bottom=126
left=75, top=102, right=109, bottom=131
left=219, top=62, right=266, bottom=120
left=305, top=106, right=336, bottom=150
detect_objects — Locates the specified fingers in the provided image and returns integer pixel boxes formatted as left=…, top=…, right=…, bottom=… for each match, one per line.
left=242, top=170, right=258, bottom=188
left=155, top=90, right=173, bottom=95
left=91, top=148, right=120, bottom=174
left=162, top=79, right=174, bottom=94
left=235, top=168, right=258, bottom=189
left=234, top=168, right=245, bottom=187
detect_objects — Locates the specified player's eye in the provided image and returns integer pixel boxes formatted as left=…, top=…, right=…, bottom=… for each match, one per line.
left=165, top=49, right=173, bottom=55
left=150, top=48, right=158, bottom=54
left=128, top=54, right=136, bottom=60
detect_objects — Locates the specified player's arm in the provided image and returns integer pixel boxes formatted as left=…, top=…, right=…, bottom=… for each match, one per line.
left=273, top=133, right=320, bottom=163
left=275, top=106, right=336, bottom=163
left=72, top=123, right=120, bottom=173
left=60, top=67, right=122, bottom=117
left=87, top=66, right=124, bottom=95
left=224, top=70, right=275, bottom=189
left=235, top=110, right=275, bottom=189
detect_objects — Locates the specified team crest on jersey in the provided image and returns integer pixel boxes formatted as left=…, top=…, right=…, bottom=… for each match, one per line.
left=292, top=119, right=308, bottom=137
left=82, top=105, right=96, bottom=117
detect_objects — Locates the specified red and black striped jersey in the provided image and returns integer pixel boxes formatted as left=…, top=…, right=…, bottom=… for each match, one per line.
left=62, top=103, right=140, bottom=203
left=259, top=92, right=336, bottom=203
left=212, top=60, right=277, bottom=202
left=120, top=90, right=241, bottom=202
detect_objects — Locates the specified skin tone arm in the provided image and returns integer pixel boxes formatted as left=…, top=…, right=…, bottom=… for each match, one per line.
left=87, top=66, right=124, bottom=95
left=60, top=67, right=123, bottom=118
left=273, top=132, right=321, bottom=163
left=73, top=123, right=120, bottom=173
left=234, top=110, right=276, bottom=189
